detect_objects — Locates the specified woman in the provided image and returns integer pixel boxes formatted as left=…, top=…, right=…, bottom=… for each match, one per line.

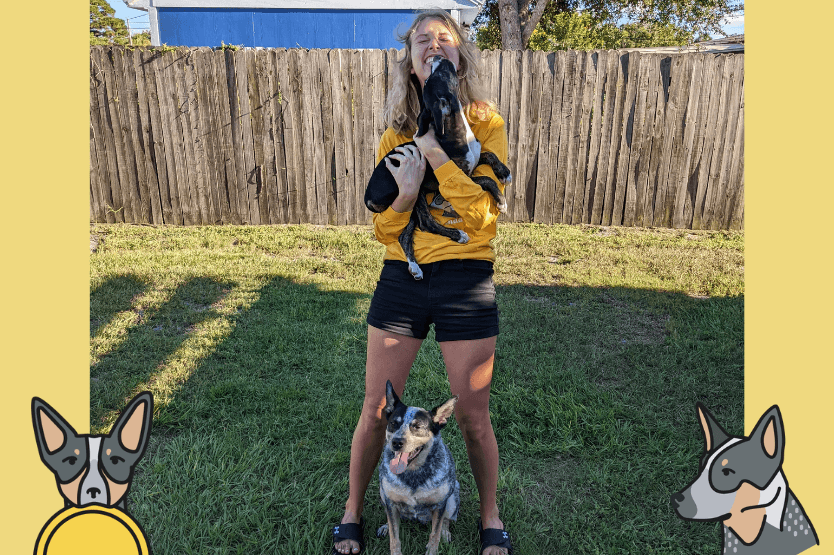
left=331, top=10, right=512, bottom=555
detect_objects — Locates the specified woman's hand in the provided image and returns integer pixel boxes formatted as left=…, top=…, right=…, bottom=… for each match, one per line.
left=384, top=144, right=426, bottom=212
left=413, top=128, right=451, bottom=171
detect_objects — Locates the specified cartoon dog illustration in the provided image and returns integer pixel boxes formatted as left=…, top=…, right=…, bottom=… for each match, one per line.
left=672, top=403, right=819, bottom=554
left=32, top=392, right=153, bottom=554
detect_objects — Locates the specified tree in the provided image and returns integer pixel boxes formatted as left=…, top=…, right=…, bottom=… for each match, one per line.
left=132, top=31, right=152, bottom=46
left=474, top=0, right=744, bottom=51
left=494, top=0, right=572, bottom=50
left=90, top=0, right=129, bottom=45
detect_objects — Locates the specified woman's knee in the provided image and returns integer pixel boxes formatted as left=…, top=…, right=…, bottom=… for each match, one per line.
left=454, top=401, right=492, bottom=438
left=358, top=394, right=388, bottom=432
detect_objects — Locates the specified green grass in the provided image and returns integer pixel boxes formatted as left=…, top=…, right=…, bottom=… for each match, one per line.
left=90, top=222, right=744, bottom=554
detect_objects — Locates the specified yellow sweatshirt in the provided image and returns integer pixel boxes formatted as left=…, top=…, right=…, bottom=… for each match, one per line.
left=372, top=108, right=509, bottom=264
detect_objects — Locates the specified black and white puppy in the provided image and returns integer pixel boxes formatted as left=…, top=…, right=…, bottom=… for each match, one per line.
left=377, top=380, right=460, bottom=555
left=364, top=56, right=511, bottom=280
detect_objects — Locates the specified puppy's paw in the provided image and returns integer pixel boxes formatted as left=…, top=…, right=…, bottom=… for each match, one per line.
left=455, top=231, right=470, bottom=244
left=408, top=261, right=424, bottom=280
left=376, top=524, right=389, bottom=538
left=496, top=198, right=508, bottom=214
left=499, top=171, right=512, bottom=184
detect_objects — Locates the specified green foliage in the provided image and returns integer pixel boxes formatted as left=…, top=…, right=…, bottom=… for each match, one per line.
left=132, top=31, right=152, bottom=46
left=90, top=0, right=129, bottom=46
left=522, top=11, right=695, bottom=51
left=473, top=0, right=741, bottom=51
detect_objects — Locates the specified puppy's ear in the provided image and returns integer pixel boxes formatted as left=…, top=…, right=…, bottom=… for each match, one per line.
left=383, top=381, right=402, bottom=420
left=112, top=392, right=153, bottom=455
left=696, top=403, right=731, bottom=453
left=416, top=109, right=432, bottom=138
left=430, top=396, right=458, bottom=427
left=411, top=74, right=424, bottom=111
left=749, top=405, right=784, bottom=461
left=32, top=398, right=78, bottom=457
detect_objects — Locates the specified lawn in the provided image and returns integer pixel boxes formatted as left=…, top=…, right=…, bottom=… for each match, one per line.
left=90, top=222, right=744, bottom=554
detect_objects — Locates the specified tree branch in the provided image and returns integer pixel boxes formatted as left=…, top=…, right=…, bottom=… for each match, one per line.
left=521, top=0, right=553, bottom=47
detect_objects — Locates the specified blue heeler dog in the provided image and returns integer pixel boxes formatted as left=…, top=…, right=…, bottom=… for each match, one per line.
left=672, top=404, right=819, bottom=555
left=377, top=380, right=460, bottom=555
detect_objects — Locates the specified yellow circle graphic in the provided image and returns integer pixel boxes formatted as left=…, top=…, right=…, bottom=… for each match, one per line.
left=35, top=506, right=150, bottom=555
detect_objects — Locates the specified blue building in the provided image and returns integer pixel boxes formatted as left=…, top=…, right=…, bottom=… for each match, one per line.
left=121, top=0, right=485, bottom=49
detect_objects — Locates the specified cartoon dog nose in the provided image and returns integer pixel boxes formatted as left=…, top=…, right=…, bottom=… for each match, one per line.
left=391, top=438, right=404, bottom=451
left=670, top=492, right=684, bottom=508
left=86, top=487, right=102, bottom=499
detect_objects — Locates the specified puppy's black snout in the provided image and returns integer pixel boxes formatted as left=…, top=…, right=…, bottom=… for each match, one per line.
left=391, top=438, right=404, bottom=451
left=87, top=487, right=102, bottom=499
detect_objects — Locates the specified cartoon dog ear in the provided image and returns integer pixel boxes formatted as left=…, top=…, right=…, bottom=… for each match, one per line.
left=32, top=397, right=78, bottom=457
left=111, top=392, right=153, bottom=454
left=695, top=403, right=731, bottom=453
left=749, top=405, right=785, bottom=461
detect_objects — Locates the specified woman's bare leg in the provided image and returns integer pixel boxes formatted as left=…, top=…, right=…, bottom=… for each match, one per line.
left=334, top=326, right=423, bottom=554
left=440, top=336, right=507, bottom=555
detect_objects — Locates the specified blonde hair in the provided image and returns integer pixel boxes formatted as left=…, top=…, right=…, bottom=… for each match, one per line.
left=383, top=10, right=497, bottom=134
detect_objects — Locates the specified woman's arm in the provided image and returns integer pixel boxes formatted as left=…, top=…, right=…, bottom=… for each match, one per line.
left=371, top=129, right=423, bottom=245
left=416, top=112, right=509, bottom=231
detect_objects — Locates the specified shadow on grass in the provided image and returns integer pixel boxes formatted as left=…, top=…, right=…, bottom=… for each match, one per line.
left=90, top=276, right=236, bottom=429
left=97, top=277, right=743, bottom=555
left=90, top=273, right=148, bottom=337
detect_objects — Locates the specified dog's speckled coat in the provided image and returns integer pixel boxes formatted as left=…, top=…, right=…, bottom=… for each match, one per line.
left=377, top=381, right=460, bottom=555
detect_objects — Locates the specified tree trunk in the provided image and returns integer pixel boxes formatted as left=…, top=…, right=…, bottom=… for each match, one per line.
left=498, top=0, right=523, bottom=50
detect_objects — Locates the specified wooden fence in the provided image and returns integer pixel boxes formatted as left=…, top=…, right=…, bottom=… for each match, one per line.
left=89, top=46, right=744, bottom=229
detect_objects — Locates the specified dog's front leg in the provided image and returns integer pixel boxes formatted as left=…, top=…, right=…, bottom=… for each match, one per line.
left=414, top=194, right=469, bottom=244
left=472, top=176, right=507, bottom=214
left=425, top=509, right=444, bottom=555
left=397, top=215, right=423, bottom=280
left=385, top=505, right=403, bottom=555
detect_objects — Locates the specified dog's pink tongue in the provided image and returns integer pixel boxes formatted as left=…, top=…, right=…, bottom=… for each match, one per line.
left=390, top=451, right=409, bottom=475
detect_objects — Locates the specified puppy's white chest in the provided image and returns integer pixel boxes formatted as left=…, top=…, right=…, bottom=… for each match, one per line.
left=458, top=100, right=480, bottom=174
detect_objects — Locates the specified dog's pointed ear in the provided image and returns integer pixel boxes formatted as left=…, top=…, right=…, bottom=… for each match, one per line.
left=750, top=405, right=784, bottom=461
left=416, top=109, right=431, bottom=138
left=32, top=397, right=78, bottom=458
left=384, top=380, right=402, bottom=420
left=430, top=396, right=458, bottom=427
left=111, top=392, right=153, bottom=454
left=696, top=403, right=731, bottom=453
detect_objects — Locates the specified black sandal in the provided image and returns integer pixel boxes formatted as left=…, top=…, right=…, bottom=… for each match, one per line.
left=330, top=518, right=365, bottom=554
left=478, top=519, right=514, bottom=555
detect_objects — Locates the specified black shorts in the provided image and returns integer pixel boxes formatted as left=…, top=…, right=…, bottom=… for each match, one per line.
left=367, top=259, right=499, bottom=342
